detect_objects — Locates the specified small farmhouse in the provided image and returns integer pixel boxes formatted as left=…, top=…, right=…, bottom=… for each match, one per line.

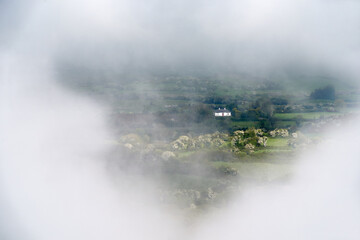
left=214, top=108, right=231, bottom=117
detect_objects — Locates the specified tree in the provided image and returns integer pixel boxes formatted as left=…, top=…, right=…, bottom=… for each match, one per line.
left=253, top=97, right=274, bottom=117
left=271, top=97, right=289, bottom=105
left=310, top=85, right=335, bottom=100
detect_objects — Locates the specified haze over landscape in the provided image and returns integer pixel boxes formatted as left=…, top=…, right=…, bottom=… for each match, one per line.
left=1, top=0, right=359, bottom=239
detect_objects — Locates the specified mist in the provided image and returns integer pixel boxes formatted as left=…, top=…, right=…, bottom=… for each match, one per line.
left=2, top=0, right=359, bottom=79
left=0, top=57, right=181, bottom=239
left=192, top=124, right=360, bottom=239
left=1, top=0, right=360, bottom=239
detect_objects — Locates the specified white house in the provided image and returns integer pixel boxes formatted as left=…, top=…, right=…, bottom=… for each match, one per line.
left=214, top=108, right=231, bottom=117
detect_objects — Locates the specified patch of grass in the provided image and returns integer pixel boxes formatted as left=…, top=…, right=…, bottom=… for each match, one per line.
left=177, top=151, right=197, bottom=159
left=274, top=120, right=296, bottom=128
left=230, top=121, right=260, bottom=128
left=266, top=138, right=289, bottom=148
left=232, top=149, right=297, bottom=163
left=177, top=149, right=235, bottom=163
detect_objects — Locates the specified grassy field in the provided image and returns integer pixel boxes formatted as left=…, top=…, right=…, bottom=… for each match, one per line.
left=230, top=121, right=260, bottom=128
left=266, top=138, right=289, bottom=148
left=273, top=120, right=296, bottom=128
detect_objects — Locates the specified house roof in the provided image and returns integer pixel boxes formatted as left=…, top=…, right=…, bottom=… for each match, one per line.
left=214, top=108, right=231, bottom=113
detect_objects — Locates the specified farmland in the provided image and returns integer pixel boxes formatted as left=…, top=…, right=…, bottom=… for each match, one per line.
left=60, top=72, right=359, bottom=210
left=60, top=70, right=359, bottom=137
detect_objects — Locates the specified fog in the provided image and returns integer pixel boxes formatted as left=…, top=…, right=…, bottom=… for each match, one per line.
left=0, top=57, right=182, bottom=239
left=1, top=0, right=359, bottom=79
left=192, top=125, right=360, bottom=239
left=1, top=0, right=359, bottom=239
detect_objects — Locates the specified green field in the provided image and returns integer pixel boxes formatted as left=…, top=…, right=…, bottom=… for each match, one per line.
left=266, top=138, right=289, bottom=148
left=273, top=120, right=296, bottom=128
left=230, top=121, right=260, bottom=128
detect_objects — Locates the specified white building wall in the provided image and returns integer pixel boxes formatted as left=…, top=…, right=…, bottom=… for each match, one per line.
left=214, top=112, right=231, bottom=117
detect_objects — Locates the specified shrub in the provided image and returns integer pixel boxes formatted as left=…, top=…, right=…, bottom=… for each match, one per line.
left=269, top=129, right=289, bottom=138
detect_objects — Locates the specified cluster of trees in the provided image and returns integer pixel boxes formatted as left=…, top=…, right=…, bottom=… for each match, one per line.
left=156, top=95, right=285, bottom=131
left=230, top=129, right=268, bottom=153
left=310, top=85, right=335, bottom=100
left=109, top=79, right=340, bottom=136
left=118, top=128, right=304, bottom=160
left=171, top=132, right=228, bottom=150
